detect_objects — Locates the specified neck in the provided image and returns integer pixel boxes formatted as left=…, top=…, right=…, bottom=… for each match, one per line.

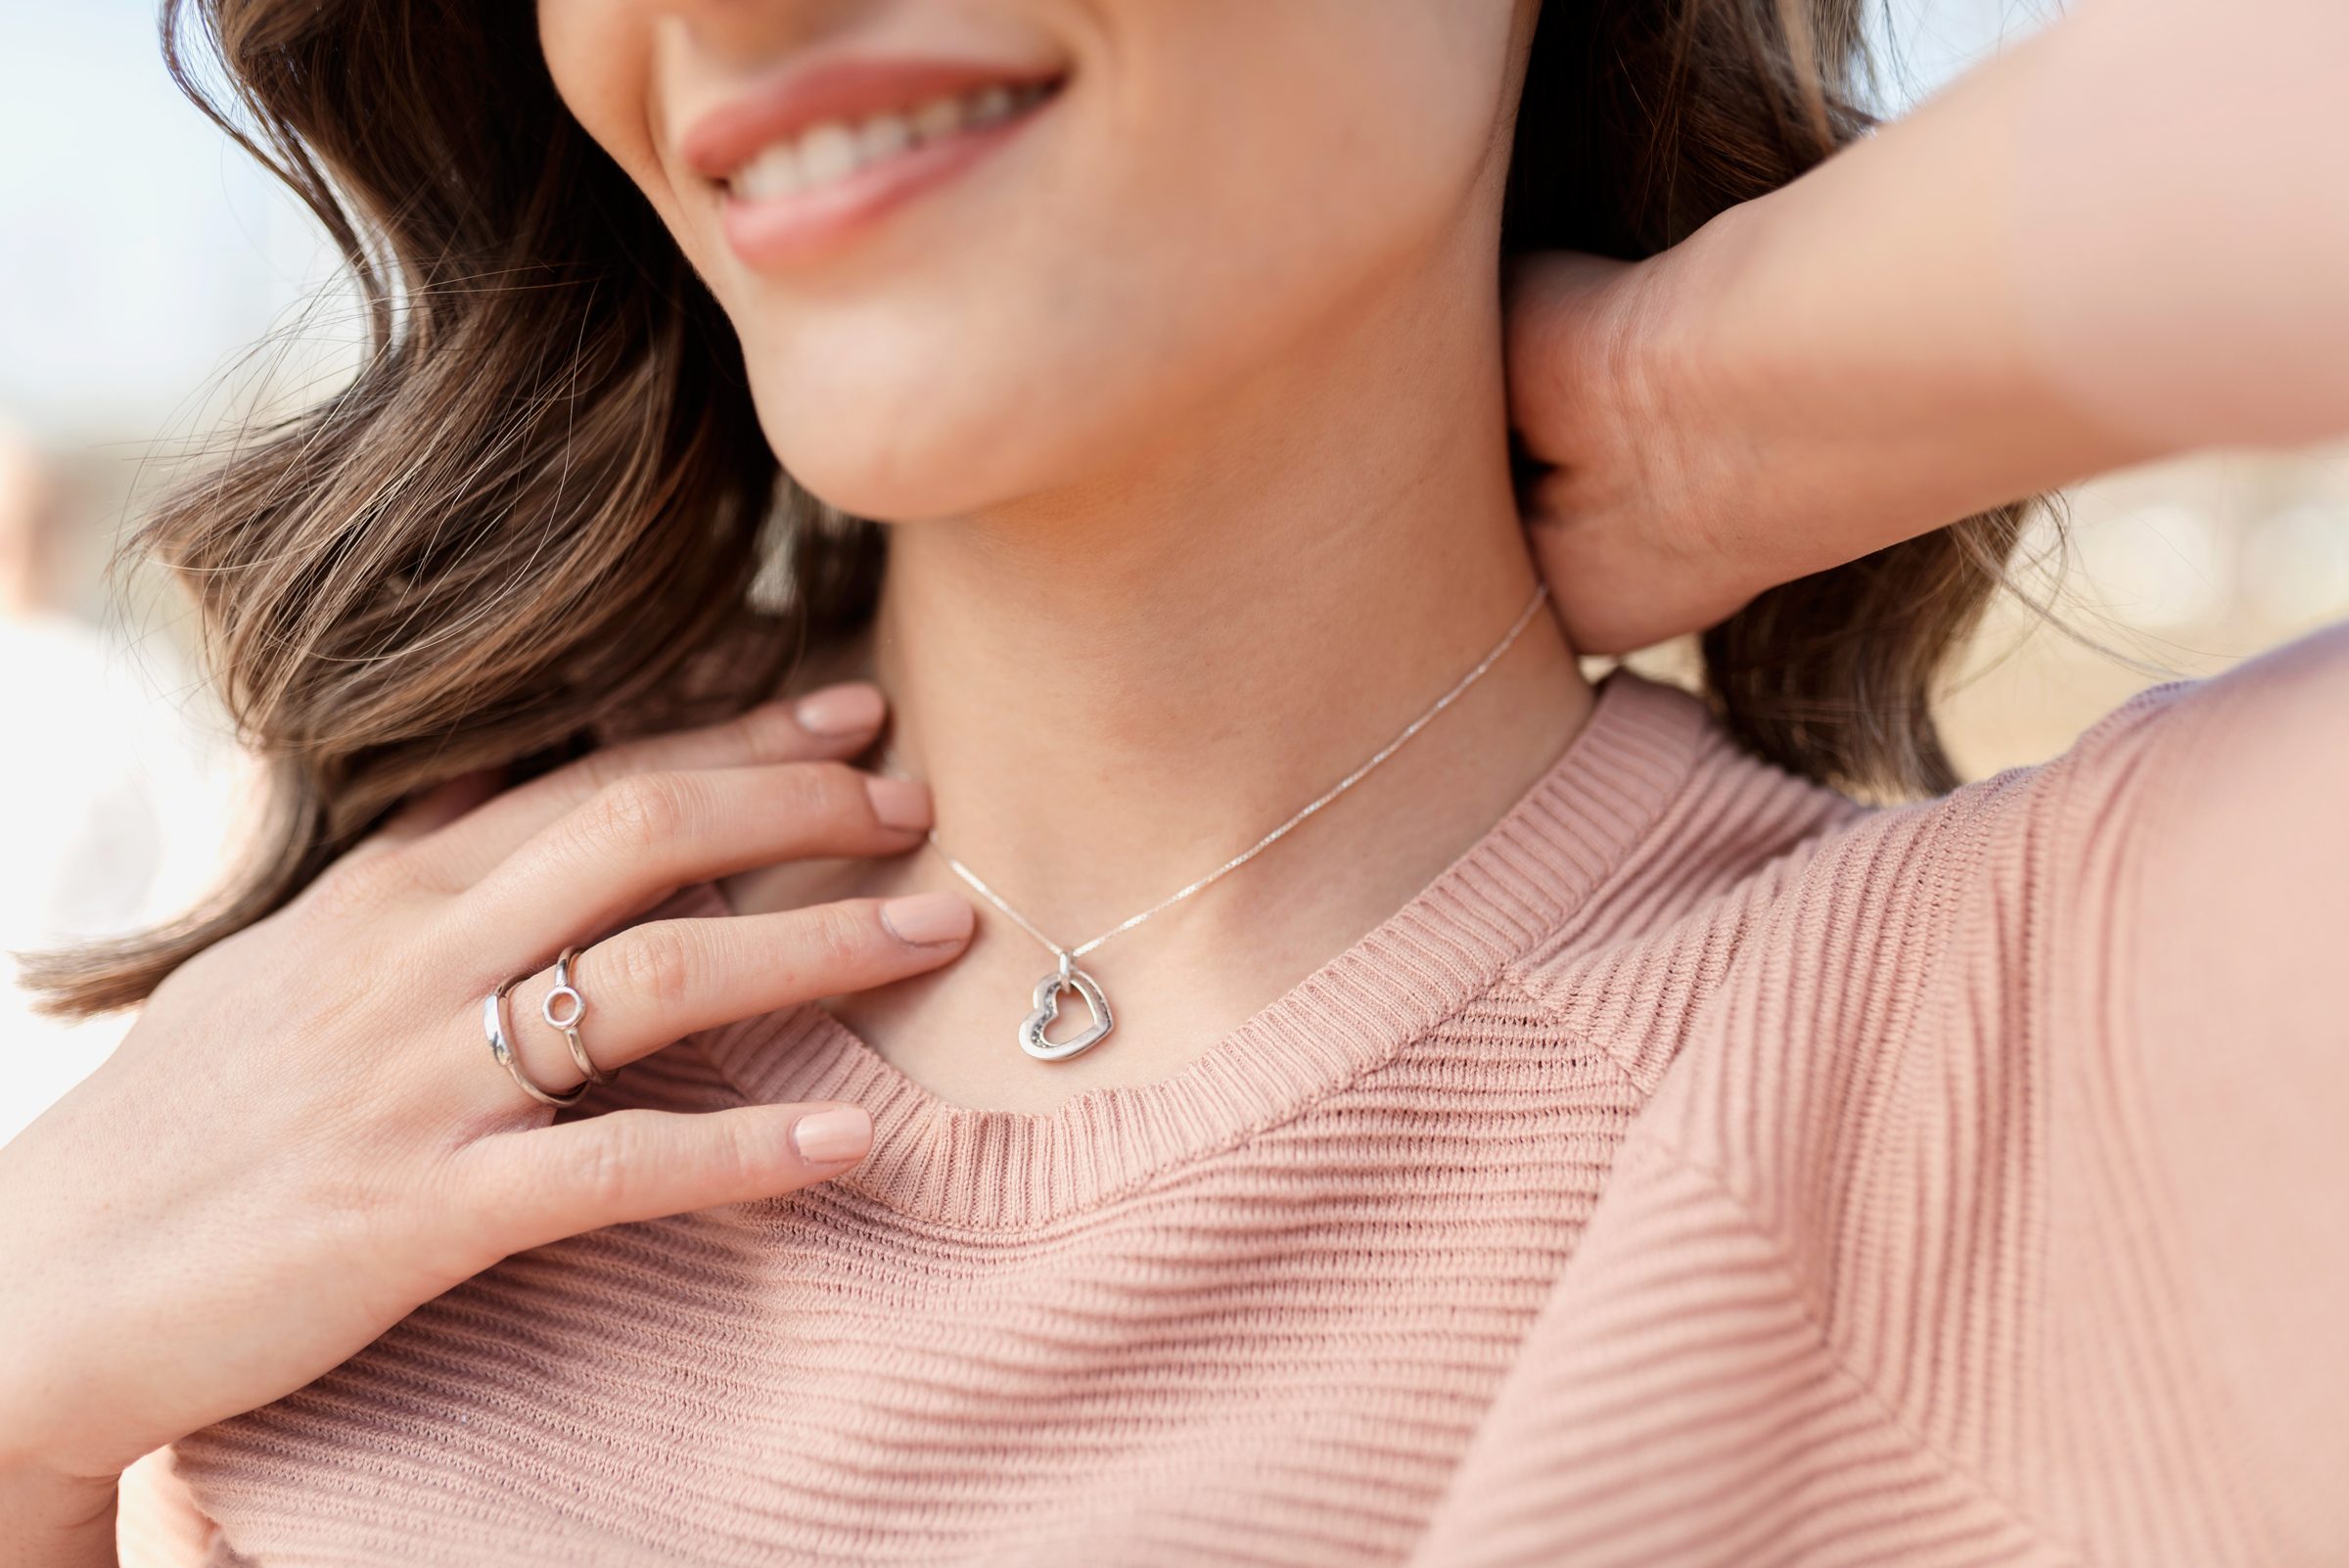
left=869, top=268, right=1585, bottom=920
left=791, top=241, right=1594, bottom=1098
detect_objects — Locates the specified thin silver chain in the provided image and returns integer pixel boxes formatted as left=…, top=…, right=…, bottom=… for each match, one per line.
left=889, top=581, right=1551, bottom=973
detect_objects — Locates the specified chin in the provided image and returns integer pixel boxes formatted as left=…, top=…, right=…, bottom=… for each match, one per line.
left=747, top=352, right=1136, bottom=524
left=756, top=398, right=1019, bottom=524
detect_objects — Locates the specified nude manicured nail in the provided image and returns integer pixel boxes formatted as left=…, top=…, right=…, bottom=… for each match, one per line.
left=794, top=681, right=885, bottom=736
left=865, top=773, right=932, bottom=830
left=880, top=891, right=974, bottom=945
left=792, top=1106, right=872, bottom=1164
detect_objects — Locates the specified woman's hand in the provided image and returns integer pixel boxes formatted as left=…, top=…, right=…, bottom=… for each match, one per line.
left=0, top=683, right=972, bottom=1509
left=1504, top=243, right=1765, bottom=656
left=1503, top=207, right=2117, bottom=658
left=1505, top=0, right=2349, bottom=662
left=1500, top=209, right=1974, bottom=658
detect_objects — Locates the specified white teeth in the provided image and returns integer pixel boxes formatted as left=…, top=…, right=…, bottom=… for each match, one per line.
left=732, top=142, right=805, bottom=201
left=967, top=84, right=1014, bottom=126
left=797, top=120, right=859, bottom=184
left=912, top=94, right=966, bottom=141
left=724, top=78, right=1054, bottom=203
left=856, top=115, right=912, bottom=161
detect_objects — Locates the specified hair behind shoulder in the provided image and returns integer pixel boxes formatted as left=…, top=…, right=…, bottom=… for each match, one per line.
left=14, top=0, right=2030, bottom=1020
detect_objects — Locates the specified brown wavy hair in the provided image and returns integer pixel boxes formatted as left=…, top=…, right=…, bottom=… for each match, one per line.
left=18, top=0, right=2033, bottom=1019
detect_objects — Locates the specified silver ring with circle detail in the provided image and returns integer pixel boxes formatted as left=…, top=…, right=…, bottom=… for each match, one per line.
left=484, top=973, right=588, bottom=1109
left=542, top=945, right=610, bottom=1085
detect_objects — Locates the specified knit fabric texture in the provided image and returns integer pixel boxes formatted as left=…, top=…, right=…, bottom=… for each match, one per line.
left=120, top=625, right=2349, bottom=1567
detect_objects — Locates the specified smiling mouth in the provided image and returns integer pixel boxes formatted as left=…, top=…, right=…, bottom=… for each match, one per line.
left=721, top=77, right=1063, bottom=206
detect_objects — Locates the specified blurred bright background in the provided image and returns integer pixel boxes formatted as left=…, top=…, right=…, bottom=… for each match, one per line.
left=4, top=0, right=2346, bottom=1141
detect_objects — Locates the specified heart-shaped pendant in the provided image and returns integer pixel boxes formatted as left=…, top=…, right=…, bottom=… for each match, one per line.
left=1019, top=963, right=1115, bottom=1061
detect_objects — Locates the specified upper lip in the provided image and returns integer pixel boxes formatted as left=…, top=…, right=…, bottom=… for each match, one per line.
left=678, top=54, right=1067, bottom=182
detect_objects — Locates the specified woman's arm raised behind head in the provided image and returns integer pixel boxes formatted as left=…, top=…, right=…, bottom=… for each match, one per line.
left=1506, top=0, right=2349, bottom=655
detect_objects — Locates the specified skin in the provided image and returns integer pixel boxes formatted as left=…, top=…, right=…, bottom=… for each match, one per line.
left=0, top=701, right=984, bottom=1565
left=539, top=0, right=1589, bottom=1115
left=2, top=1, right=1586, bottom=1558
left=1512, top=0, right=2349, bottom=651
left=9, top=0, right=2347, bottom=1558
left=1507, top=0, right=2349, bottom=1548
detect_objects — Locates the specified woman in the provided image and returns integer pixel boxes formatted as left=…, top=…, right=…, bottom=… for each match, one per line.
left=2, top=0, right=2342, bottom=1562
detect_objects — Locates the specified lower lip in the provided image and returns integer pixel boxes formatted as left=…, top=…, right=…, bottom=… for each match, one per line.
left=716, top=89, right=1059, bottom=269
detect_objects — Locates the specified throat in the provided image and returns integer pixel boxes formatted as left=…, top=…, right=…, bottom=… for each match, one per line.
left=732, top=575, right=1590, bottom=1115
left=725, top=249, right=1595, bottom=1107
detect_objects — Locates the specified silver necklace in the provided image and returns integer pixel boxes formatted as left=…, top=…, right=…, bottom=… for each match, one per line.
left=890, top=581, right=1550, bottom=1062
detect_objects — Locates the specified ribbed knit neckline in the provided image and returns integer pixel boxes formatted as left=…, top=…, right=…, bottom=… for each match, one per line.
left=686, top=667, right=1706, bottom=1229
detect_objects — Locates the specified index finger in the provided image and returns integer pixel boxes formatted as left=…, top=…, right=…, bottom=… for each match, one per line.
left=403, top=679, right=888, bottom=890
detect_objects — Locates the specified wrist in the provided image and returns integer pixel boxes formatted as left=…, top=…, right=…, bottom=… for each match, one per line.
left=1617, top=182, right=2089, bottom=601
left=1596, top=201, right=1796, bottom=620
left=1503, top=215, right=1789, bottom=652
left=1655, top=101, right=2164, bottom=564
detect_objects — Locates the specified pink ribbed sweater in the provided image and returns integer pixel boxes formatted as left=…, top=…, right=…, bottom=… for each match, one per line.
left=120, top=628, right=2349, bottom=1567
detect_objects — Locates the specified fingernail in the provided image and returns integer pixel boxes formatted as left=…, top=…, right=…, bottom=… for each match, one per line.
left=865, top=773, right=932, bottom=830
left=792, top=1105, right=872, bottom=1164
left=794, top=681, right=885, bottom=737
left=880, top=891, right=974, bottom=945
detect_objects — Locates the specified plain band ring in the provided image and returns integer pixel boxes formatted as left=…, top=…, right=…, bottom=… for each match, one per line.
left=484, top=974, right=588, bottom=1108
left=542, top=945, right=610, bottom=1085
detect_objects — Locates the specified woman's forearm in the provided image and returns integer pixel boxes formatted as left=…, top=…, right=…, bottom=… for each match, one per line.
left=1641, top=0, right=2349, bottom=594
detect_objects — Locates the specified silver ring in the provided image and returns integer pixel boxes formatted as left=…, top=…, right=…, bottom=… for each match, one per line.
left=484, top=973, right=588, bottom=1109
left=542, top=945, right=610, bottom=1085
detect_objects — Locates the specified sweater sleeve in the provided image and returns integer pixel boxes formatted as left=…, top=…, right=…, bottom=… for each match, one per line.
left=1401, top=623, right=2349, bottom=1568
left=2085, top=618, right=2349, bottom=1562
